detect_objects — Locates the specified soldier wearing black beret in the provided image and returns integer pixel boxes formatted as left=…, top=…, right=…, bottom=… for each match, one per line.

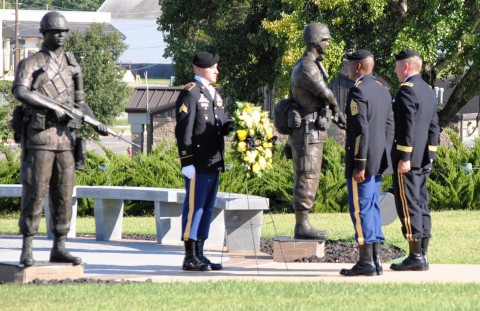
left=390, top=49, right=440, bottom=272
left=340, top=50, right=394, bottom=276
left=175, top=51, right=230, bottom=271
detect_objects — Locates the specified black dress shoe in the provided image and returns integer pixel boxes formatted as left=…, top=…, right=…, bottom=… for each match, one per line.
left=182, top=256, right=211, bottom=271
left=390, top=255, right=426, bottom=271
left=340, top=262, right=376, bottom=276
left=200, top=256, right=223, bottom=271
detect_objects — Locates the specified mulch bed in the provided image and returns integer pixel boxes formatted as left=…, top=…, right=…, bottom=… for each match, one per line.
left=259, top=238, right=405, bottom=263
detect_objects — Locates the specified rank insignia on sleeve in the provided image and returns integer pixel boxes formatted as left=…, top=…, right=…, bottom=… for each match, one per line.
left=350, top=100, right=358, bottom=116
left=401, top=82, right=414, bottom=87
left=179, top=103, right=188, bottom=114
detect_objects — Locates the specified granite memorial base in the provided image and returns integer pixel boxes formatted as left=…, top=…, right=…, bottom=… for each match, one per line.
left=272, top=236, right=325, bottom=262
left=0, top=262, right=84, bottom=284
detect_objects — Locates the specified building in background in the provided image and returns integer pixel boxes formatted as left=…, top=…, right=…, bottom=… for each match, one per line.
left=0, top=9, right=119, bottom=80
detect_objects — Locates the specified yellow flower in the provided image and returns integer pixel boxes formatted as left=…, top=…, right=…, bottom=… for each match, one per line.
left=252, top=163, right=261, bottom=173
left=265, top=127, right=273, bottom=140
left=264, top=148, right=273, bottom=159
left=258, top=156, right=267, bottom=169
left=237, top=141, right=247, bottom=152
left=245, top=150, right=258, bottom=164
left=237, top=130, right=247, bottom=141
left=249, top=128, right=255, bottom=136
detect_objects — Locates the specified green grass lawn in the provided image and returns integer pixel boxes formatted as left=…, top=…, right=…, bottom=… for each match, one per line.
left=0, top=281, right=479, bottom=311
left=1, top=211, right=479, bottom=310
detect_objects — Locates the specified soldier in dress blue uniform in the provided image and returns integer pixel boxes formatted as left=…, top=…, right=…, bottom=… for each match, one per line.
left=390, top=50, right=440, bottom=272
left=340, top=50, right=394, bottom=277
left=175, top=52, right=231, bottom=271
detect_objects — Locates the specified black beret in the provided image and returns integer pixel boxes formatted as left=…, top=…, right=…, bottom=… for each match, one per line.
left=346, top=49, right=373, bottom=60
left=394, top=49, right=421, bottom=61
left=192, top=52, right=220, bottom=68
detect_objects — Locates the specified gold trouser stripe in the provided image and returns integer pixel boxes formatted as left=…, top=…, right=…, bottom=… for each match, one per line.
left=397, top=171, right=413, bottom=241
left=183, top=175, right=196, bottom=241
left=352, top=180, right=364, bottom=245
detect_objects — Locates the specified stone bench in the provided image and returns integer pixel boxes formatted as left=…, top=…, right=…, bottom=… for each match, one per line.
left=0, top=184, right=269, bottom=253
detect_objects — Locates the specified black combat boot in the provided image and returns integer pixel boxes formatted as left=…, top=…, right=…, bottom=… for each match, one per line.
left=390, top=239, right=426, bottom=271
left=372, top=241, right=383, bottom=275
left=50, top=235, right=82, bottom=265
left=195, top=240, right=222, bottom=270
left=293, top=210, right=328, bottom=240
left=20, top=236, right=35, bottom=267
left=422, top=238, right=430, bottom=271
left=340, top=243, right=376, bottom=276
left=182, top=240, right=211, bottom=271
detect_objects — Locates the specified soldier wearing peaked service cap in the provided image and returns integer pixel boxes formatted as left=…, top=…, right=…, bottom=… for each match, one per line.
left=340, top=49, right=394, bottom=277
left=390, top=49, right=440, bottom=272
left=175, top=51, right=232, bottom=272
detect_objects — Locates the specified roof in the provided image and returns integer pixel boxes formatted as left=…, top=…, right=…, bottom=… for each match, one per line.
left=98, top=0, right=162, bottom=19
left=2, top=20, right=125, bottom=39
left=125, top=85, right=183, bottom=115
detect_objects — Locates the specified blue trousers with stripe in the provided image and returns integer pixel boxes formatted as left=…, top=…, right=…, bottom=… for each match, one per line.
left=346, top=175, right=384, bottom=245
left=181, top=173, right=219, bottom=241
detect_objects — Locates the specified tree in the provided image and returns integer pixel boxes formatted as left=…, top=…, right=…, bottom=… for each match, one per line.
left=65, top=23, right=132, bottom=137
left=0, top=80, right=17, bottom=142
left=158, top=0, right=288, bottom=106
left=159, top=0, right=480, bottom=127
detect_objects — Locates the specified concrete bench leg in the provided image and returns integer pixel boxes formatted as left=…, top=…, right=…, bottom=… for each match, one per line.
left=204, top=208, right=225, bottom=248
left=155, top=201, right=182, bottom=244
left=94, top=199, right=124, bottom=241
left=44, top=195, right=78, bottom=240
left=225, top=210, right=263, bottom=253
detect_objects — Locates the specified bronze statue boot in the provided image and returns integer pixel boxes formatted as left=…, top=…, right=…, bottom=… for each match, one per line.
left=20, top=236, right=35, bottom=267
left=340, top=244, right=376, bottom=276
left=422, top=238, right=430, bottom=271
left=373, top=241, right=383, bottom=275
left=182, top=240, right=211, bottom=271
left=293, top=211, right=328, bottom=240
left=390, top=239, right=426, bottom=271
left=50, top=235, right=82, bottom=265
left=195, top=239, right=222, bottom=270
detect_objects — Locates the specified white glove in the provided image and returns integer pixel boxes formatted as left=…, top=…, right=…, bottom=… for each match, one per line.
left=181, top=165, right=196, bottom=179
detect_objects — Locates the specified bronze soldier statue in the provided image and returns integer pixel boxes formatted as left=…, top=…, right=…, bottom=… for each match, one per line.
left=12, top=11, right=107, bottom=266
left=289, top=23, right=346, bottom=240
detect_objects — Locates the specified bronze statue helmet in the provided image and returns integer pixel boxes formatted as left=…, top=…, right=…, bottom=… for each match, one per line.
left=39, top=11, right=70, bottom=34
left=302, top=22, right=331, bottom=44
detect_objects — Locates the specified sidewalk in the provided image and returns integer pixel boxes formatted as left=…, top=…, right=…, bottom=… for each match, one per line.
left=1, top=235, right=479, bottom=283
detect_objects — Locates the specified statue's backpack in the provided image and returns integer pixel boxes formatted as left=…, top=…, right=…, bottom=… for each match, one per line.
left=273, top=98, right=301, bottom=135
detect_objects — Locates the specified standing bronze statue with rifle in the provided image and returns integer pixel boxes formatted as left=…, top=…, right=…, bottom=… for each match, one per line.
left=288, top=23, right=346, bottom=240
left=11, top=11, right=110, bottom=266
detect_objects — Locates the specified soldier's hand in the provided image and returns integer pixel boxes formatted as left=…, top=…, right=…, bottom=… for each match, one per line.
left=181, top=165, right=196, bottom=179
left=333, top=112, right=347, bottom=130
left=95, top=123, right=109, bottom=136
left=53, top=107, right=67, bottom=121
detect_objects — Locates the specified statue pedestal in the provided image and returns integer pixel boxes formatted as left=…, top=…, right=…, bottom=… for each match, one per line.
left=272, top=236, right=325, bottom=262
left=0, top=262, right=84, bottom=284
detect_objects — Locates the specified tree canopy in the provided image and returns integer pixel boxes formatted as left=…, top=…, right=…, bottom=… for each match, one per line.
left=159, top=0, right=480, bottom=126
left=65, top=23, right=131, bottom=137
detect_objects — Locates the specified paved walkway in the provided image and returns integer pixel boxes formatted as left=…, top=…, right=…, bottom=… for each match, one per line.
left=1, top=235, right=479, bottom=283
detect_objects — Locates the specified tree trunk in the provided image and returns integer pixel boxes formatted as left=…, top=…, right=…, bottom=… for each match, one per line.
left=438, top=70, right=480, bottom=128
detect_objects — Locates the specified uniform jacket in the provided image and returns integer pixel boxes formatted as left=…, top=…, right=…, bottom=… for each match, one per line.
left=392, top=74, right=440, bottom=168
left=12, top=46, right=80, bottom=151
left=345, top=75, right=394, bottom=178
left=175, top=80, right=230, bottom=173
